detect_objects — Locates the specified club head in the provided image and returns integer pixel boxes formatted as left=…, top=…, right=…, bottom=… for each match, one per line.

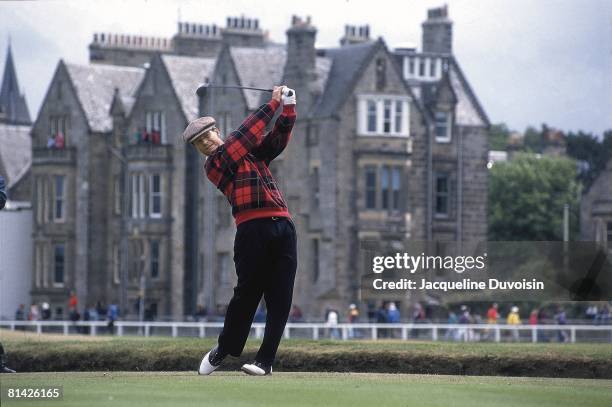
left=196, top=83, right=208, bottom=97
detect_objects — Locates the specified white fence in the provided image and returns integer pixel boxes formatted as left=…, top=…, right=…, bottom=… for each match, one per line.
left=1, top=320, right=611, bottom=343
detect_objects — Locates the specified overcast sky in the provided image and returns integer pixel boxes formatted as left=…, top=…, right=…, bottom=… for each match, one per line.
left=0, top=0, right=610, bottom=134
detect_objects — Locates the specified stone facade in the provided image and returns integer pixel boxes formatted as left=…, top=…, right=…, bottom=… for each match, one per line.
left=581, top=158, right=612, bottom=251
left=31, top=6, right=489, bottom=320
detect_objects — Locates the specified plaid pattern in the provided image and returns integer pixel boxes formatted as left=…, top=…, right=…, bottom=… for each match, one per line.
left=205, top=99, right=297, bottom=224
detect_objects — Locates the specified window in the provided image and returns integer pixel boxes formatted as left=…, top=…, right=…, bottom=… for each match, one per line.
left=380, top=166, right=402, bottom=212
left=394, top=102, right=403, bottom=134
left=392, top=167, right=401, bottom=211
left=113, top=244, right=120, bottom=284
left=312, top=167, right=320, bottom=209
left=145, top=111, right=166, bottom=144
left=150, top=174, right=162, bottom=218
left=367, top=101, right=377, bottom=133
left=35, top=177, right=44, bottom=224
left=434, top=111, right=452, bottom=142
left=54, top=244, right=65, bottom=286
left=435, top=173, right=449, bottom=216
left=130, top=173, right=146, bottom=218
left=114, top=177, right=121, bottom=215
left=150, top=240, right=160, bottom=279
left=49, top=115, right=69, bottom=146
left=383, top=100, right=392, bottom=133
left=35, top=244, right=43, bottom=288
left=430, top=58, right=437, bottom=77
left=359, top=97, right=409, bottom=136
left=365, top=166, right=377, bottom=209
left=46, top=177, right=53, bottom=222
left=381, top=166, right=390, bottom=210
left=607, top=222, right=612, bottom=249
left=217, top=252, right=230, bottom=286
left=312, top=238, right=320, bottom=283
left=129, top=239, right=144, bottom=282
left=419, top=58, right=425, bottom=76
left=376, top=58, right=386, bottom=90
left=217, top=113, right=232, bottom=136
left=408, top=57, right=415, bottom=74
left=54, top=175, right=65, bottom=221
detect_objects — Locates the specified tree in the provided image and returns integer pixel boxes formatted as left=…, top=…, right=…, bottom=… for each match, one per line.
left=488, top=154, right=580, bottom=241
left=566, top=129, right=612, bottom=190
left=489, top=123, right=511, bottom=151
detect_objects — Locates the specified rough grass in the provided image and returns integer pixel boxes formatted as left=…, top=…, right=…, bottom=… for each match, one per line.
left=1, top=372, right=611, bottom=407
left=1, top=330, right=611, bottom=378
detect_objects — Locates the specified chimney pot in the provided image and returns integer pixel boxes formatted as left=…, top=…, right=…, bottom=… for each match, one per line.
left=255, top=19, right=259, bottom=29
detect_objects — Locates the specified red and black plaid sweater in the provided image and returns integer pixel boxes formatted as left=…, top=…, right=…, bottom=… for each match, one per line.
left=205, top=99, right=296, bottom=226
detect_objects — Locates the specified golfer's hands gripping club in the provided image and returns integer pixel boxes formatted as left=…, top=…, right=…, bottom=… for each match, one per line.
left=282, top=87, right=296, bottom=106
left=272, top=86, right=283, bottom=103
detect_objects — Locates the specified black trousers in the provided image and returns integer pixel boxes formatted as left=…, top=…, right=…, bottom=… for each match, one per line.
left=218, top=216, right=297, bottom=366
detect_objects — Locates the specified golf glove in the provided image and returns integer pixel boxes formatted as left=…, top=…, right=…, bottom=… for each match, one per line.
left=282, top=87, right=296, bottom=106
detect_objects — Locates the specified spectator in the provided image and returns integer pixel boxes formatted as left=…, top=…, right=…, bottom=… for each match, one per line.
left=15, top=304, right=25, bottom=321
left=585, top=304, right=598, bottom=321
left=507, top=306, right=521, bottom=342
left=595, top=303, right=610, bottom=325
left=68, top=291, right=78, bottom=313
left=195, top=304, right=208, bottom=322
left=0, top=174, right=6, bottom=209
left=347, top=304, right=359, bottom=339
left=289, top=304, right=303, bottom=322
left=445, top=311, right=459, bottom=341
left=41, top=302, right=51, bottom=320
left=555, top=307, right=568, bottom=343
left=326, top=309, right=340, bottom=339
left=107, top=304, right=119, bottom=335
left=487, top=303, right=499, bottom=324
left=55, top=132, right=65, bottom=149
left=376, top=303, right=388, bottom=338
left=28, top=304, right=40, bottom=321
left=387, top=302, right=400, bottom=338
left=458, top=305, right=473, bottom=341
left=529, top=309, right=538, bottom=325
left=46, top=136, right=56, bottom=149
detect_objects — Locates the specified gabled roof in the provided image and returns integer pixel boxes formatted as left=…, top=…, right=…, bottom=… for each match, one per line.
left=0, top=44, right=31, bottom=125
left=64, top=62, right=145, bottom=132
left=0, top=123, right=31, bottom=188
left=448, top=57, right=489, bottom=127
left=161, top=54, right=216, bottom=121
left=311, top=41, right=380, bottom=118
left=229, top=45, right=286, bottom=110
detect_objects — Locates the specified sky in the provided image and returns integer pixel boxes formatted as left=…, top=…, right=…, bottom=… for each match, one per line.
left=0, top=0, right=610, bottom=134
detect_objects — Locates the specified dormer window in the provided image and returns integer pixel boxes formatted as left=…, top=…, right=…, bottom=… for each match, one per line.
left=376, top=58, right=386, bottom=90
left=143, top=111, right=166, bottom=144
left=358, top=95, right=410, bottom=137
left=434, top=110, right=452, bottom=143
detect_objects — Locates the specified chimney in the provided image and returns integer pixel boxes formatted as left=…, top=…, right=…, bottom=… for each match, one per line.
left=421, top=4, right=453, bottom=54
left=221, top=15, right=265, bottom=47
left=285, top=15, right=316, bottom=77
left=340, top=24, right=371, bottom=46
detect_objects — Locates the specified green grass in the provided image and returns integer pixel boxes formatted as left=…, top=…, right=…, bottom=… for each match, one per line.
left=1, top=372, right=611, bottom=407
left=2, top=329, right=610, bottom=359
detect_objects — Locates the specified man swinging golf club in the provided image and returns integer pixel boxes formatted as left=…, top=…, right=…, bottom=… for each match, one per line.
left=183, top=85, right=297, bottom=376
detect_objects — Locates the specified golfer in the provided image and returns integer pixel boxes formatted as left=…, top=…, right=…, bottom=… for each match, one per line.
left=183, top=85, right=297, bottom=376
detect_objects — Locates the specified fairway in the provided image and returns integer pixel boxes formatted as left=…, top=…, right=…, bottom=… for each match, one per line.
left=1, top=372, right=611, bottom=407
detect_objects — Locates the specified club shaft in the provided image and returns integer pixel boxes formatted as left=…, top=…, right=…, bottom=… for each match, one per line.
left=206, top=85, right=273, bottom=92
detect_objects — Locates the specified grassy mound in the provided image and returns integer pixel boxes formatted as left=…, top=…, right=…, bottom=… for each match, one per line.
left=1, top=330, right=610, bottom=378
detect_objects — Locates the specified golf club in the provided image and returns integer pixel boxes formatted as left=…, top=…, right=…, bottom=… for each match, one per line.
left=196, top=83, right=272, bottom=96
left=195, top=83, right=294, bottom=97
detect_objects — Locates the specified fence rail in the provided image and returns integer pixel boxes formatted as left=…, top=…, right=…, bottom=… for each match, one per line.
left=2, top=320, right=611, bottom=343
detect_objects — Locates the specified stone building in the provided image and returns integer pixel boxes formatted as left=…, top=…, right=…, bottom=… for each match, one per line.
left=31, top=6, right=489, bottom=320
left=0, top=43, right=32, bottom=202
left=581, top=158, right=612, bottom=251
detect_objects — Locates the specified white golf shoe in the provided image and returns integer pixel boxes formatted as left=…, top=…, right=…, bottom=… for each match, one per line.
left=241, top=361, right=272, bottom=376
left=198, top=346, right=225, bottom=375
